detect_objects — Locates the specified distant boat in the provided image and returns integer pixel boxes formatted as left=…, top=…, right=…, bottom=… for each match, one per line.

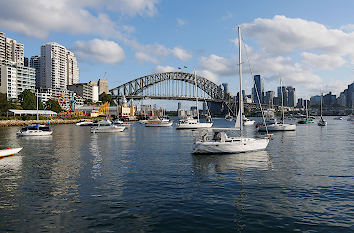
left=145, top=118, right=173, bottom=127
left=91, top=120, right=125, bottom=133
left=318, top=93, right=327, bottom=126
left=176, top=68, right=213, bottom=130
left=76, top=120, right=96, bottom=126
left=243, top=117, right=255, bottom=125
left=0, top=147, right=22, bottom=158
left=333, top=117, right=343, bottom=120
left=258, top=78, right=296, bottom=132
left=298, top=100, right=314, bottom=124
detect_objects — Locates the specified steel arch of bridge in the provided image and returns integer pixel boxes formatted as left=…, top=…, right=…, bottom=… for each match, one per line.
left=109, top=71, right=234, bottom=105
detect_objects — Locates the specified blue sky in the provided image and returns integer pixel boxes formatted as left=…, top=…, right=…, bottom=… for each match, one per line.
left=1, top=0, right=354, bottom=102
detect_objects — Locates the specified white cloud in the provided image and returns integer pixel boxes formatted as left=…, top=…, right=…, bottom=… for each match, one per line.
left=340, top=24, right=354, bottom=32
left=153, top=65, right=178, bottom=73
left=135, top=52, right=159, bottom=64
left=103, top=0, right=159, bottom=17
left=177, top=18, right=186, bottom=26
left=171, top=47, right=192, bottom=61
left=242, top=15, right=354, bottom=60
left=72, top=39, right=125, bottom=64
left=301, top=52, right=346, bottom=70
left=199, top=54, right=234, bottom=76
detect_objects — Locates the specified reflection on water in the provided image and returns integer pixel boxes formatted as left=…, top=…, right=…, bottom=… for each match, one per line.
left=193, top=150, right=272, bottom=176
left=0, top=118, right=353, bottom=232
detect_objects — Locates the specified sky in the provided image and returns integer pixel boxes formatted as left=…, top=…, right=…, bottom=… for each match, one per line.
left=1, top=0, right=354, bottom=102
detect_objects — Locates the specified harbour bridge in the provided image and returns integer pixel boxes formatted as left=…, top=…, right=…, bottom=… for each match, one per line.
left=109, top=72, right=259, bottom=115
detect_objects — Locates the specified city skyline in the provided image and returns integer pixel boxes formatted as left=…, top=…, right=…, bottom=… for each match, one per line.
left=1, top=0, right=354, bottom=99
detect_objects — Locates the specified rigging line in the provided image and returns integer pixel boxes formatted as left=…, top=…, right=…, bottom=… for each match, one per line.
left=241, top=33, right=269, bottom=135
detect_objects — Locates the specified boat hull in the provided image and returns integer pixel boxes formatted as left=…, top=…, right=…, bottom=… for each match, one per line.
left=145, top=122, right=173, bottom=127
left=176, top=122, right=213, bottom=129
left=258, top=123, right=296, bottom=132
left=0, top=147, right=23, bottom=158
left=90, top=126, right=125, bottom=133
left=16, top=130, right=53, bottom=136
left=193, top=137, right=269, bottom=154
left=243, top=120, right=255, bottom=125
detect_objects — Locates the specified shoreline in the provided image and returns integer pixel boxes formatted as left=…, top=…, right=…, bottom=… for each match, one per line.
left=0, top=119, right=89, bottom=127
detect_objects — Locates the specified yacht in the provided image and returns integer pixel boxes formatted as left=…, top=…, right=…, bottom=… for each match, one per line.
left=91, top=120, right=125, bottom=133
left=176, top=117, right=213, bottom=129
left=243, top=117, right=255, bottom=125
left=17, top=123, right=53, bottom=136
left=193, top=26, right=270, bottom=154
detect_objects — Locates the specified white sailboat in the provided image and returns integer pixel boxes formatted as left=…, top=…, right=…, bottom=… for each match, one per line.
left=258, top=78, right=296, bottom=131
left=318, top=92, right=327, bottom=126
left=176, top=68, right=213, bottom=129
left=17, top=91, right=53, bottom=136
left=193, top=26, right=270, bottom=154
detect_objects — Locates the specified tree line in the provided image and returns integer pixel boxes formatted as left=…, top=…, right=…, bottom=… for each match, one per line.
left=0, top=90, right=62, bottom=116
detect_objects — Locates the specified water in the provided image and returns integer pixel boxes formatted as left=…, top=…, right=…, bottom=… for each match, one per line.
left=0, top=118, right=353, bottom=232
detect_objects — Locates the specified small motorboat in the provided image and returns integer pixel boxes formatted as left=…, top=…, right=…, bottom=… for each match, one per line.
left=333, top=117, right=343, bottom=120
left=0, top=147, right=23, bottom=158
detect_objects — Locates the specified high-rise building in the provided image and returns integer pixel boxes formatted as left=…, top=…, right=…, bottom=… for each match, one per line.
left=88, top=81, right=99, bottom=102
left=67, top=50, right=79, bottom=85
left=297, top=98, right=305, bottom=108
left=264, top=91, right=275, bottom=107
left=0, top=60, right=35, bottom=99
left=98, top=79, right=109, bottom=95
left=347, top=82, right=354, bottom=108
left=252, top=75, right=264, bottom=104
left=0, top=32, right=24, bottom=66
left=287, top=86, right=296, bottom=107
left=277, top=86, right=288, bottom=106
left=39, top=42, right=79, bottom=90
left=30, top=55, right=41, bottom=88
left=310, top=95, right=321, bottom=106
left=323, top=92, right=336, bottom=106
left=222, top=83, right=229, bottom=94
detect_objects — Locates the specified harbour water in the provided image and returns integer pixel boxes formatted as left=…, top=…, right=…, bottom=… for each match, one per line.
left=0, top=118, right=353, bottom=232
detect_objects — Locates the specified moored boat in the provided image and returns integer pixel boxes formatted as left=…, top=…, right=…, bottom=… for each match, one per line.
left=0, top=147, right=23, bottom=158
left=17, top=123, right=53, bottom=136
left=91, top=120, right=125, bottom=133
left=145, top=118, right=173, bottom=127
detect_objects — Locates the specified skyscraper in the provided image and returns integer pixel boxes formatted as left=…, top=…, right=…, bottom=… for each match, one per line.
left=252, top=75, right=264, bottom=104
left=98, top=79, right=109, bottom=95
left=277, top=86, right=288, bottom=106
left=264, top=91, right=275, bottom=106
left=39, top=42, right=79, bottom=90
left=30, top=55, right=41, bottom=88
left=0, top=32, right=24, bottom=66
left=287, top=86, right=296, bottom=107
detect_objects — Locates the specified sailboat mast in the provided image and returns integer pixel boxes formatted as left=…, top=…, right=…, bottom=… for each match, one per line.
left=238, top=26, right=243, bottom=135
left=320, top=92, right=323, bottom=117
left=280, top=78, right=284, bottom=124
left=194, top=68, right=200, bottom=122
left=36, top=90, right=39, bottom=122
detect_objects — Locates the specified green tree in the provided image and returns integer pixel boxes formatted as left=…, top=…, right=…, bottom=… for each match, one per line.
left=0, top=93, right=9, bottom=116
left=84, top=99, right=94, bottom=105
left=45, top=99, right=62, bottom=113
left=19, top=90, right=44, bottom=110
left=99, top=93, right=115, bottom=105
